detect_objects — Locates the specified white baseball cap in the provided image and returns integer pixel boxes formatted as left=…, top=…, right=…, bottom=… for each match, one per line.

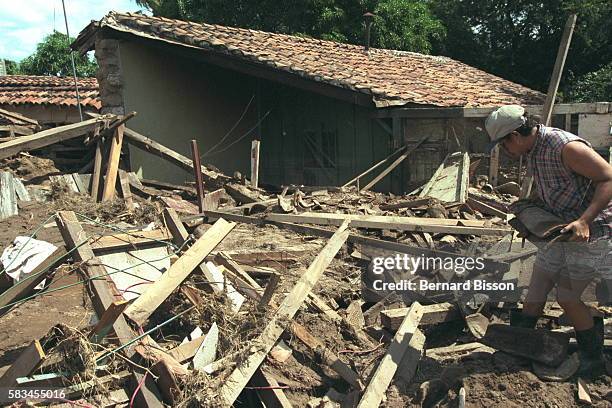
left=485, top=105, right=526, bottom=148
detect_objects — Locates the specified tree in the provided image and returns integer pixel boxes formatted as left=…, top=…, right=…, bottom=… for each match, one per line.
left=564, top=63, right=612, bottom=102
left=19, top=31, right=97, bottom=77
left=2, top=59, right=20, bottom=74
left=429, top=0, right=612, bottom=92
left=135, top=0, right=445, bottom=54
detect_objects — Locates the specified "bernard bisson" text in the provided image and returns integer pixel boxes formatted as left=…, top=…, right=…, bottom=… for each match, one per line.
left=371, top=279, right=515, bottom=292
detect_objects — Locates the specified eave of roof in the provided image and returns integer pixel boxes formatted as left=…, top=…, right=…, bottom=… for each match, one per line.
left=73, top=12, right=545, bottom=109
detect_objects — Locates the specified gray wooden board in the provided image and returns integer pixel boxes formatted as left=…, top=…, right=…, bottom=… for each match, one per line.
left=0, top=172, right=18, bottom=220
left=12, top=177, right=30, bottom=201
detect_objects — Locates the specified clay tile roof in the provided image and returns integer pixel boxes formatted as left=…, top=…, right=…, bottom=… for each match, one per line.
left=76, top=12, right=544, bottom=108
left=0, top=75, right=101, bottom=110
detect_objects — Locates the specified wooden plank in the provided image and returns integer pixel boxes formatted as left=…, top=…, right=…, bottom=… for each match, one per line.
left=71, top=173, right=88, bottom=194
left=542, top=14, right=577, bottom=126
left=141, top=178, right=196, bottom=194
left=90, top=137, right=103, bottom=200
left=379, top=198, right=431, bottom=211
left=381, top=303, right=460, bottom=331
left=124, top=218, right=236, bottom=326
left=467, top=197, right=510, bottom=221
left=361, top=135, right=430, bottom=192
left=90, top=229, right=170, bottom=252
left=250, top=369, right=294, bottom=408
left=218, top=221, right=350, bottom=405
left=419, top=152, right=469, bottom=203
left=0, top=340, right=45, bottom=387
left=251, top=139, right=260, bottom=188
left=167, top=337, right=206, bottom=363
left=89, top=300, right=129, bottom=344
left=203, top=188, right=224, bottom=211
left=267, top=212, right=511, bottom=236
left=489, top=145, right=500, bottom=187
left=521, top=14, right=577, bottom=199
left=396, top=328, right=425, bottom=388
left=356, top=302, right=423, bottom=408
left=342, top=146, right=405, bottom=188
left=12, top=177, right=30, bottom=201
left=0, top=247, right=68, bottom=316
left=0, top=172, right=17, bottom=220
left=123, top=127, right=231, bottom=187
left=101, top=124, right=124, bottom=202
left=190, top=139, right=205, bottom=213
left=118, top=169, right=134, bottom=210
left=0, top=117, right=107, bottom=160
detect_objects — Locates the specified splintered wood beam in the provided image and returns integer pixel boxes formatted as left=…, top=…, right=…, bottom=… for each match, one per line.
left=357, top=302, right=424, bottom=408
left=101, top=124, right=124, bottom=201
left=250, top=139, right=260, bottom=188
left=123, top=127, right=231, bottom=187
left=124, top=217, right=236, bottom=326
left=0, top=340, right=46, bottom=387
left=89, top=229, right=171, bottom=252
left=381, top=303, right=461, bottom=331
left=342, top=145, right=406, bottom=188
left=190, top=140, right=205, bottom=213
left=360, top=134, right=430, bottom=192
left=267, top=212, right=511, bottom=236
left=218, top=221, right=350, bottom=406
left=118, top=169, right=134, bottom=210
left=489, top=145, right=500, bottom=187
left=0, top=116, right=109, bottom=160
left=90, top=130, right=102, bottom=201
left=163, top=208, right=225, bottom=295
left=89, top=300, right=129, bottom=344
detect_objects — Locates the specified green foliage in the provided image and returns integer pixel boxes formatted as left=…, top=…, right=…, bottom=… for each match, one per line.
left=3, top=59, right=20, bottom=74
left=18, top=31, right=97, bottom=77
left=430, top=0, right=612, bottom=92
left=135, top=0, right=445, bottom=54
left=564, top=63, right=612, bottom=102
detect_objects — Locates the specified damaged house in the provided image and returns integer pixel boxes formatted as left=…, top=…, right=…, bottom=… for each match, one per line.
left=72, top=12, right=612, bottom=192
left=0, top=75, right=100, bottom=125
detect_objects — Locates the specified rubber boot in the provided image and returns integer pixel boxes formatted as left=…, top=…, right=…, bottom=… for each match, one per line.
left=510, top=309, right=539, bottom=329
left=575, top=325, right=605, bottom=378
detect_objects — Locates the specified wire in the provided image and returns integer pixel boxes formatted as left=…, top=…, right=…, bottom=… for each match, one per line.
left=202, top=94, right=255, bottom=157
left=203, top=110, right=271, bottom=158
left=61, top=0, right=83, bottom=121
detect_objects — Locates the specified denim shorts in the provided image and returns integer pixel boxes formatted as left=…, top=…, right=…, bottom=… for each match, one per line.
left=534, top=238, right=612, bottom=281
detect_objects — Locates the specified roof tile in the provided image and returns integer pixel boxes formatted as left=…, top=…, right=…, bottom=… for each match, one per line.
left=0, top=75, right=100, bottom=109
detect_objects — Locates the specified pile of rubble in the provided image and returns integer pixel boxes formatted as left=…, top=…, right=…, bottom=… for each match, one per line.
left=0, top=111, right=609, bottom=407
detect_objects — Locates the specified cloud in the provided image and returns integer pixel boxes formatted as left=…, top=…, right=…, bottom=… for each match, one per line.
left=0, top=0, right=147, bottom=61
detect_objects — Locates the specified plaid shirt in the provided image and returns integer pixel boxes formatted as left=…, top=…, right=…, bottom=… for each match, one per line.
left=527, top=125, right=611, bottom=242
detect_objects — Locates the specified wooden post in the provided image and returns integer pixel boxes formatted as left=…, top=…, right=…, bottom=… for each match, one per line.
left=520, top=14, right=577, bottom=199
left=489, top=144, right=500, bottom=187
left=118, top=170, right=134, bottom=211
left=90, top=128, right=102, bottom=201
left=101, top=124, right=125, bottom=201
left=251, top=139, right=260, bottom=188
left=190, top=140, right=205, bottom=213
left=357, top=302, right=424, bottom=408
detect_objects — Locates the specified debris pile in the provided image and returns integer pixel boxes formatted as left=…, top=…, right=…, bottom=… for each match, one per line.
left=0, top=110, right=609, bottom=407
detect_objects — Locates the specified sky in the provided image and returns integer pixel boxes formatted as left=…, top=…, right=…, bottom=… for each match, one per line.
left=0, top=0, right=147, bottom=62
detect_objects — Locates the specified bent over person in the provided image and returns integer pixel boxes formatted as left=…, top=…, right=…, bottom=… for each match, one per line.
left=485, top=105, right=612, bottom=377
